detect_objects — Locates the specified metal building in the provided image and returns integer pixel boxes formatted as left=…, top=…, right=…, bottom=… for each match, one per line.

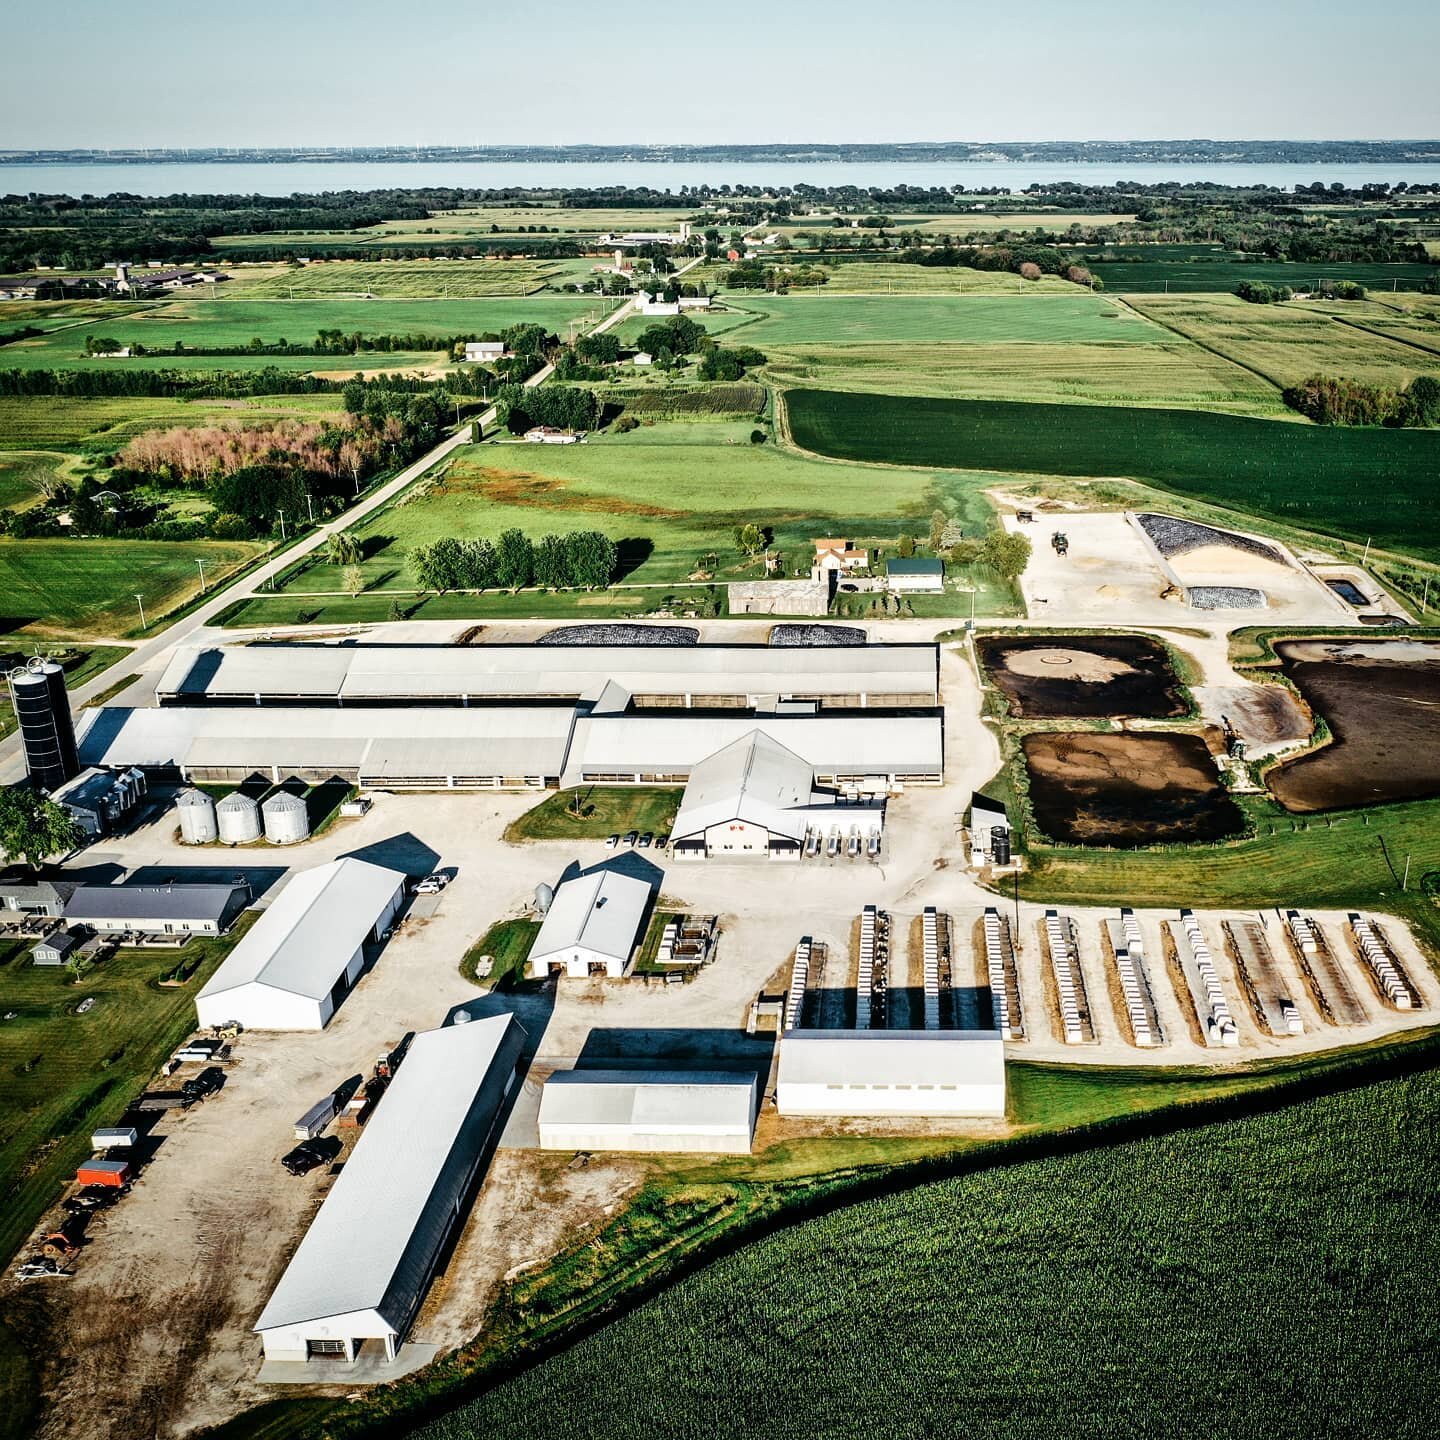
left=8, top=659, right=79, bottom=791
left=537, top=1070, right=758, bottom=1154
left=216, top=792, right=261, bottom=844
left=261, top=791, right=310, bottom=845
left=175, top=788, right=219, bottom=844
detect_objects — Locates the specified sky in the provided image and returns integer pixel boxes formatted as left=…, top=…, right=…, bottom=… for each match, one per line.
left=4, top=0, right=1438, bottom=149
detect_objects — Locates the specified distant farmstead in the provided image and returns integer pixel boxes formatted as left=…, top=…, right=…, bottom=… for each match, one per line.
left=524, top=427, right=582, bottom=445
left=462, top=341, right=506, bottom=363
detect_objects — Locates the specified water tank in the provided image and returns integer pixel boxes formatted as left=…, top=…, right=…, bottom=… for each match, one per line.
left=262, top=791, right=310, bottom=845
left=534, top=882, right=555, bottom=915
left=991, top=825, right=1011, bottom=867
left=215, top=792, right=261, bottom=844
left=452, top=1009, right=472, bottom=1025
left=175, top=788, right=218, bottom=844
left=8, top=659, right=79, bottom=792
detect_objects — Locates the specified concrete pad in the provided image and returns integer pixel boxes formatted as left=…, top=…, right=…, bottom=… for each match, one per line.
left=258, top=1342, right=438, bottom=1386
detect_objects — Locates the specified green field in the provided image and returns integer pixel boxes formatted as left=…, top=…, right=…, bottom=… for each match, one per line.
left=701, top=262, right=1081, bottom=296
left=0, top=450, right=78, bottom=508
left=1129, top=293, right=1440, bottom=389
left=419, top=1064, right=1440, bottom=1440
left=785, top=388, right=1440, bottom=562
left=0, top=296, right=606, bottom=370
left=703, top=294, right=1159, bottom=347
left=0, top=537, right=263, bottom=639
left=0, top=920, right=252, bottom=1267
left=263, top=418, right=1019, bottom=614
left=1093, top=258, right=1440, bottom=294
left=460, top=919, right=542, bottom=989
left=233, top=260, right=579, bottom=299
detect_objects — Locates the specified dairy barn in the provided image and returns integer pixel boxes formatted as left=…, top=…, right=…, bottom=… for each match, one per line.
left=194, top=857, right=405, bottom=1030
left=255, top=1014, right=524, bottom=1370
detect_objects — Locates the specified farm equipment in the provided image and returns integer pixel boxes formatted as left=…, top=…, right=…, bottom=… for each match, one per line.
left=211, top=1020, right=243, bottom=1042
left=1051, top=531, right=1069, bottom=556
left=42, top=1217, right=88, bottom=1259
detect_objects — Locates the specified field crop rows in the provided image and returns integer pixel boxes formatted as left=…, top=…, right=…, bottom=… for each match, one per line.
left=232, top=260, right=581, bottom=298
left=420, top=1066, right=1440, bottom=1440
left=735, top=263, right=1079, bottom=295
left=1092, top=259, right=1440, bottom=294
left=785, top=388, right=1440, bottom=562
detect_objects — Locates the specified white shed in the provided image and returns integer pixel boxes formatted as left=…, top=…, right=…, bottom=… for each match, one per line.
left=537, top=1070, right=757, bottom=1154
left=195, top=857, right=405, bottom=1030
left=255, top=1015, right=525, bottom=1368
left=527, top=868, right=652, bottom=979
left=776, top=1030, right=1006, bottom=1118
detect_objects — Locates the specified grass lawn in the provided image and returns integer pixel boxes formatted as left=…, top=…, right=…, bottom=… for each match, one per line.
left=0, top=915, right=255, bottom=1267
left=460, top=919, right=541, bottom=989
left=784, top=388, right=1440, bottom=563
left=271, top=418, right=1016, bottom=605
left=700, top=293, right=1160, bottom=347
left=1127, top=292, right=1440, bottom=389
left=503, top=787, right=682, bottom=844
left=0, top=537, right=263, bottom=639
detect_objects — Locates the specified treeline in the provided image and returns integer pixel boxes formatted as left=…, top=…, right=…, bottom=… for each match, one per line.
left=409, top=528, right=618, bottom=591
left=1283, top=374, right=1440, bottom=428
left=0, top=366, right=493, bottom=400
left=494, top=383, right=602, bottom=434
left=1235, top=279, right=1367, bottom=303
left=897, top=243, right=1103, bottom=287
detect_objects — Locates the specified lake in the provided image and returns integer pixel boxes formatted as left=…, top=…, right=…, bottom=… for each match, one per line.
left=7, top=160, right=1440, bottom=198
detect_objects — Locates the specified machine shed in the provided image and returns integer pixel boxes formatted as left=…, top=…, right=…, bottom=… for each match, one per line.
left=538, top=1070, right=758, bottom=1154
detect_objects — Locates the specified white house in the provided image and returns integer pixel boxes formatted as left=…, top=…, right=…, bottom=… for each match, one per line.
left=537, top=1069, right=758, bottom=1154
left=254, top=1015, right=525, bottom=1368
left=463, top=341, right=506, bottom=363
left=194, top=857, right=406, bottom=1030
left=527, top=868, right=652, bottom=979
left=776, top=1030, right=1006, bottom=1118
left=524, top=426, right=581, bottom=445
left=632, top=351, right=653, bottom=366
left=669, top=731, right=882, bottom=861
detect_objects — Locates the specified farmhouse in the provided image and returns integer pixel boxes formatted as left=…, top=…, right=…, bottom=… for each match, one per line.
left=63, top=880, right=250, bottom=936
left=255, top=1015, right=525, bottom=1369
left=811, top=538, right=869, bottom=576
left=668, top=731, right=883, bottom=861
left=886, top=558, right=945, bottom=594
left=527, top=867, right=653, bottom=979
left=537, top=1070, right=758, bottom=1154
left=0, top=873, right=75, bottom=916
left=524, top=426, right=582, bottom=444
left=775, top=1030, right=1006, bottom=1118
left=462, top=340, right=506, bottom=363
left=194, top=858, right=406, bottom=1031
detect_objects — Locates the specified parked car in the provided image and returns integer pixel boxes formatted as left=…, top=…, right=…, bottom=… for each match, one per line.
left=623, top=831, right=639, bottom=846
left=605, top=833, right=620, bottom=848
left=415, top=873, right=449, bottom=895
left=655, top=834, right=670, bottom=850
left=63, top=1187, right=121, bottom=1215
left=281, top=1137, right=339, bottom=1176
left=638, top=832, right=653, bottom=849
left=181, top=1066, right=226, bottom=1102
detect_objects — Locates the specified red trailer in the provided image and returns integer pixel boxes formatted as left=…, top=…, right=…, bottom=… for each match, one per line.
left=76, top=1159, right=130, bottom=1189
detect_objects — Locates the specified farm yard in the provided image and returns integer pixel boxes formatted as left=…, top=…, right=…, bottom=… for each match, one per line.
left=784, top=388, right=1440, bottom=561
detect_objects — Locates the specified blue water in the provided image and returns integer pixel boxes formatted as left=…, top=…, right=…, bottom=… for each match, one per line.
left=5, top=160, right=1440, bottom=198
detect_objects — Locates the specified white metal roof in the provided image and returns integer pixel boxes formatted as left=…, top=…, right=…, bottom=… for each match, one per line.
left=155, top=642, right=938, bottom=704
left=538, top=1070, right=756, bottom=1135
left=255, top=1015, right=522, bottom=1335
left=76, top=706, right=575, bottom=777
left=532, top=868, right=652, bottom=964
left=777, top=1030, right=1006, bottom=1090
left=671, top=731, right=820, bottom=843
left=196, top=858, right=405, bottom=1005
left=572, top=714, right=944, bottom=776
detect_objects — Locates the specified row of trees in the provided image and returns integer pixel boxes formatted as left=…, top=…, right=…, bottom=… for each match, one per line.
left=1283, top=373, right=1440, bottom=428
left=409, top=529, right=618, bottom=592
left=494, top=383, right=603, bottom=434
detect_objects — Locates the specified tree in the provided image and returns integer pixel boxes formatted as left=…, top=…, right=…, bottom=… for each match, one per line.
left=734, top=523, right=766, bottom=558
left=897, top=533, right=917, bottom=558
left=929, top=509, right=948, bottom=553
left=534, top=533, right=570, bottom=589
left=979, top=529, right=1032, bottom=580
left=565, top=530, right=618, bottom=589
left=495, top=528, right=534, bottom=589
left=326, top=532, right=361, bottom=566
left=342, top=564, right=365, bottom=597
left=0, top=785, right=83, bottom=870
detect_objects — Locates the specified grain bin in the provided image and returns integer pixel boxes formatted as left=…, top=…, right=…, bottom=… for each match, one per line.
left=175, top=787, right=218, bottom=844
left=216, top=791, right=261, bottom=844
left=534, top=882, right=555, bottom=915
left=262, top=790, right=310, bottom=845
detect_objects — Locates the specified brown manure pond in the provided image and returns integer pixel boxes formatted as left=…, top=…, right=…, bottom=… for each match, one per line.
left=1267, top=640, right=1440, bottom=812
left=979, top=635, right=1186, bottom=719
left=1023, top=732, right=1245, bottom=846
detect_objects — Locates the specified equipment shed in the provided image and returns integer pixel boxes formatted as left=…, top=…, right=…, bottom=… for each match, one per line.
left=537, top=1070, right=758, bottom=1154
left=195, top=858, right=405, bottom=1031
left=255, top=1015, right=525, bottom=1367
left=776, top=1030, right=1006, bottom=1118
left=527, top=868, right=653, bottom=979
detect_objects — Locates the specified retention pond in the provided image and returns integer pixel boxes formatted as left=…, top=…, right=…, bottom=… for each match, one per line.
left=978, top=635, right=1187, bottom=719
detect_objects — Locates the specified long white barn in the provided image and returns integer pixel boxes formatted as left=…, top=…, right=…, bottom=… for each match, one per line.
left=537, top=1070, right=758, bottom=1154
left=255, top=1015, right=524, bottom=1367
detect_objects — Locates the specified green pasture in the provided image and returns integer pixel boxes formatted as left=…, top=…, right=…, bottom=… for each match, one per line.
left=711, top=262, right=1079, bottom=296
left=0, top=451, right=77, bottom=508
left=785, top=388, right=1440, bottom=562
left=1092, top=258, right=1440, bottom=294
left=1128, top=293, right=1440, bottom=389
left=234, top=260, right=572, bottom=299
left=701, top=293, right=1159, bottom=347
left=0, top=920, right=252, bottom=1267
left=0, top=537, right=263, bottom=639
left=266, top=418, right=1017, bottom=612
left=771, top=211, right=1137, bottom=235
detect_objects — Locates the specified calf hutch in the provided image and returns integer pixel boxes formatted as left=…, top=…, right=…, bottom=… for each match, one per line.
left=254, top=1014, right=525, bottom=1370
left=195, top=858, right=405, bottom=1031
left=528, top=867, right=653, bottom=979
left=537, top=1070, right=758, bottom=1154
left=776, top=1030, right=1006, bottom=1118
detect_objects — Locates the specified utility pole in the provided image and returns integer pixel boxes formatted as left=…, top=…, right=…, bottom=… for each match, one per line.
left=1362, top=536, right=1371, bottom=566
left=278, top=509, right=287, bottom=542
left=305, top=492, right=314, bottom=525
left=195, top=558, right=207, bottom=593
left=134, top=593, right=147, bottom=630
left=1403, top=854, right=1411, bottom=890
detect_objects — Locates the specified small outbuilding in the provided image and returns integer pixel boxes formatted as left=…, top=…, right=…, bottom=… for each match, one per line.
left=32, top=928, right=81, bottom=966
left=254, top=1015, right=525, bottom=1368
left=527, top=867, right=653, bottom=979
left=538, top=1070, right=758, bottom=1154
left=195, top=857, right=405, bottom=1030
left=885, top=558, right=945, bottom=594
